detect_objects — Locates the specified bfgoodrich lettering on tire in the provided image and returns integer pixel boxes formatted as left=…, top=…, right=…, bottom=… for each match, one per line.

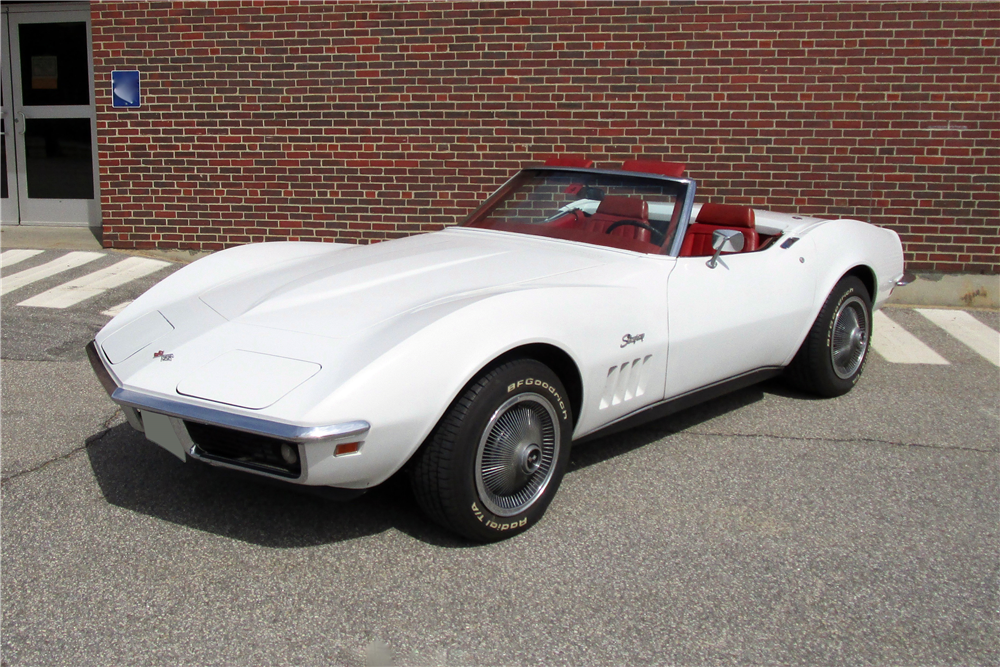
left=786, top=275, right=872, bottom=397
left=410, top=359, right=573, bottom=542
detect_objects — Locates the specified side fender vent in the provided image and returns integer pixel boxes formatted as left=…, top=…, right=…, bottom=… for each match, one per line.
left=600, top=355, right=652, bottom=409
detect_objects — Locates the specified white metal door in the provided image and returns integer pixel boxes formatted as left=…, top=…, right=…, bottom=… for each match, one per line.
left=665, top=241, right=818, bottom=398
left=2, top=5, right=99, bottom=226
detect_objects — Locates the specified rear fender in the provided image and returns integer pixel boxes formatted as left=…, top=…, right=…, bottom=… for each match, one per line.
left=782, top=219, right=904, bottom=364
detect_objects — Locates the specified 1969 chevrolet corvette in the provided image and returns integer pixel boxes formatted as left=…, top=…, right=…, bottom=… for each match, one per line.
left=88, top=158, right=908, bottom=541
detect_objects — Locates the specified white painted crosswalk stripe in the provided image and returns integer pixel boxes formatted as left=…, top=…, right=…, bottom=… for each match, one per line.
left=101, top=300, right=134, bottom=317
left=18, top=256, right=171, bottom=309
left=0, top=251, right=105, bottom=296
left=872, top=311, right=950, bottom=365
left=0, top=249, right=44, bottom=269
left=916, top=308, right=1000, bottom=367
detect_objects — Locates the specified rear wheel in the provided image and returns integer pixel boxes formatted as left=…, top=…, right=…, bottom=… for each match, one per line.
left=786, top=276, right=872, bottom=397
left=410, top=359, right=573, bottom=542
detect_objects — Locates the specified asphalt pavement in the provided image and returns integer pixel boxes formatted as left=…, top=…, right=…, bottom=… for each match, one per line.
left=1, top=243, right=998, bottom=666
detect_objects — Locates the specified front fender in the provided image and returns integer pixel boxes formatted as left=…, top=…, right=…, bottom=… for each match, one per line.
left=300, top=281, right=666, bottom=487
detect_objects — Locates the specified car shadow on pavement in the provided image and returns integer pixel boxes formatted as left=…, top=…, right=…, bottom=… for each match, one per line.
left=85, top=380, right=792, bottom=549
left=567, top=381, right=774, bottom=472
left=85, top=423, right=470, bottom=549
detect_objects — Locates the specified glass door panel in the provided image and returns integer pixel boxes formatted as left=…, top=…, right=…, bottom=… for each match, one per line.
left=24, top=117, right=94, bottom=199
left=4, top=6, right=99, bottom=226
left=2, top=119, right=9, bottom=199
left=17, top=21, right=91, bottom=107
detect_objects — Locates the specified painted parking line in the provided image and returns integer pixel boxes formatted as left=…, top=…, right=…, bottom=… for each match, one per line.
left=0, top=251, right=105, bottom=296
left=872, top=311, right=950, bottom=365
left=916, top=308, right=1000, bottom=367
left=101, top=300, right=133, bottom=317
left=0, top=249, right=44, bottom=269
left=17, top=256, right=171, bottom=309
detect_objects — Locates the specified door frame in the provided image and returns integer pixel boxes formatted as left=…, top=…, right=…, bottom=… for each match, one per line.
left=1, top=9, right=19, bottom=225
left=1, top=2, right=100, bottom=227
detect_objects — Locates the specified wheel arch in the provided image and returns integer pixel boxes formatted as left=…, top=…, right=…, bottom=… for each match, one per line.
left=843, top=264, right=877, bottom=301
left=398, top=341, right=584, bottom=478
left=491, top=343, right=584, bottom=428
left=784, top=262, right=878, bottom=369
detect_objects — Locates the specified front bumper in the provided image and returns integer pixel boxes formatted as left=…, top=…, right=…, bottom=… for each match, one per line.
left=86, top=340, right=370, bottom=483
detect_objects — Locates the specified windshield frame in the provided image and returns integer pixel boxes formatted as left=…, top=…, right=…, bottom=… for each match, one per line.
left=460, top=167, right=698, bottom=257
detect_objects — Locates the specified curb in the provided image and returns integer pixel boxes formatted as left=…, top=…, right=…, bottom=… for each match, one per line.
left=886, top=273, right=999, bottom=310
left=3, top=225, right=997, bottom=309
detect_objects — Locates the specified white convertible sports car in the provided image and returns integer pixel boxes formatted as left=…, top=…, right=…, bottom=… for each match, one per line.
left=88, top=158, right=909, bottom=541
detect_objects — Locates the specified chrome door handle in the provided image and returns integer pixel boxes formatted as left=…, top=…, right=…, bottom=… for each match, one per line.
left=16, top=111, right=26, bottom=134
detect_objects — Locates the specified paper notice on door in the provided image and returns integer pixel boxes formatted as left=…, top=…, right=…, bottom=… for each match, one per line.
left=31, top=55, right=58, bottom=89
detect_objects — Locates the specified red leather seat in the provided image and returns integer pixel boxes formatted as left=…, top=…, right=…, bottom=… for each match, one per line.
left=579, top=196, right=651, bottom=243
left=680, top=203, right=758, bottom=257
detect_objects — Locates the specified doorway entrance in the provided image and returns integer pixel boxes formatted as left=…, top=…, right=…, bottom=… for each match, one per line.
left=1, top=3, right=100, bottom=227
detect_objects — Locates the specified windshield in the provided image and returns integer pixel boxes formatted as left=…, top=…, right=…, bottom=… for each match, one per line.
left=462, top=169, right=692, bottom=254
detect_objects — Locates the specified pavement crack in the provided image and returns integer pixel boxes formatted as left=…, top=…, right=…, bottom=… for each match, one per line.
left=0, top=410, right=123, bottom=485
left=101, top=406, right=123, bottom=430
left=678, top=429, right=995, bottom=454
left=1, top=442, right=91, bottom=484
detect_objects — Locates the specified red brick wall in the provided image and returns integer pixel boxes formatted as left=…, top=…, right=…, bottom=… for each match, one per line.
left=91, top=0, right=999, bottom=273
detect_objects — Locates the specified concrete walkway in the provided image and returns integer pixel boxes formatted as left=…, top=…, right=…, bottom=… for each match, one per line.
left=0, top=225, right=210, bottom=265
left=2, top=225, right=997, bottom=309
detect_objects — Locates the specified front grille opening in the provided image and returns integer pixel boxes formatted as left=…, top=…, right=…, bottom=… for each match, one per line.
left=184, top=421, right=301, bottom=478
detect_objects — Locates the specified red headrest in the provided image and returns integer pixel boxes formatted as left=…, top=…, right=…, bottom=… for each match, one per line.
left=621, top=159, right=685, bottom=178
left=695, top=203, right=755, bottom=229
left=544, top=155, right=594, bottom=168
left=596, top=196, right=648, bottom=221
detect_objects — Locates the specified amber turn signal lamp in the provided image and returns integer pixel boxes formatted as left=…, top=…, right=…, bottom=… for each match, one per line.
left=334, top=442, right=361, bottom=457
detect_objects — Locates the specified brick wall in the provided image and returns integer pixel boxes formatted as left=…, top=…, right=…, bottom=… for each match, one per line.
left=91, top=0, right=999, bottom=273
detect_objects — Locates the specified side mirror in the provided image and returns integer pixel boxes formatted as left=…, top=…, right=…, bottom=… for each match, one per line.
left=706, top=229, right=744, bottom=268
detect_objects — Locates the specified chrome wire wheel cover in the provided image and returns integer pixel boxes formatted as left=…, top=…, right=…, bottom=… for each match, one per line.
left=475, top=393, right=560, bottom=517
left=831, top=295, right=869, bottom=379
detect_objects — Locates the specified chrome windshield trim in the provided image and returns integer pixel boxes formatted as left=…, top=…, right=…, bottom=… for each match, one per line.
left=665, top=179, right=698, bottom=258
left=110, top=387, right=370, bottom=444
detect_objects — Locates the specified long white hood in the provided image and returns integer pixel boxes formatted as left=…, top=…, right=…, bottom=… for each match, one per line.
left=197, top=228, right=610, bottom=337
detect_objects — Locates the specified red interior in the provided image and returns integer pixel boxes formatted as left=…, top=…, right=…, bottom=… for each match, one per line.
left=572, top=196, right=652, bottom=243
left=468, top=209, right=661, bottom=254
left=679, top=203, right=759, bottom=257
left=468, top=184, right=766, bottom=258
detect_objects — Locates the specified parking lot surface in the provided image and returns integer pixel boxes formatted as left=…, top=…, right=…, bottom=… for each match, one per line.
left=2, top=249, right=997, bottom=665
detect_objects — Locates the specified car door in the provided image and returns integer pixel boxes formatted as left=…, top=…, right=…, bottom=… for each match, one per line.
left=664, top=237, right=818, bottom=399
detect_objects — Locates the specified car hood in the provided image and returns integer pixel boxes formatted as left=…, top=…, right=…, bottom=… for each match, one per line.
left=197, top=228, right=611, bottom=338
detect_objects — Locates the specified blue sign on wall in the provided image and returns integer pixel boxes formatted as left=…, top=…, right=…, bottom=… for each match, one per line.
left=111, top=70, right=140, bottom=108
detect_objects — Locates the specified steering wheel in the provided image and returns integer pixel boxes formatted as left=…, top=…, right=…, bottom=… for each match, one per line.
left=605, top=219, right=663, bottom=244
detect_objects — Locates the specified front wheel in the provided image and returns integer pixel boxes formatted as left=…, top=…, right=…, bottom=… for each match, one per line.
left=410, top=359, right=573, bottom=542
left=786, top=275, right=872, bottom=397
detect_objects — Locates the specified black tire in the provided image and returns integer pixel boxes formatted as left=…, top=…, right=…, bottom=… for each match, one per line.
left=410, top=359, right=573, bottom=542
left=786, top=275, right=872, bottom=397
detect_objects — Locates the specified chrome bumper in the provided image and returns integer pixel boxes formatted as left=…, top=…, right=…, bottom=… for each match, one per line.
left=86, top=340, right=370, bottom=480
